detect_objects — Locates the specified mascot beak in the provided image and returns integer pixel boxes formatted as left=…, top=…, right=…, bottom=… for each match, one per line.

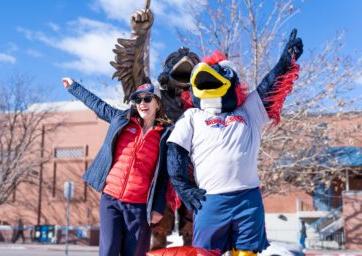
left=191, top=62, right=231, bottom=99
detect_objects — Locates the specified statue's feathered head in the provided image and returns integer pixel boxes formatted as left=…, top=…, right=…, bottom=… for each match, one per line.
left=190, top=51, right=247, bottom=113
left=158, top=47, right=200, bottom=90
left=157, top=47, right=200, bottom=121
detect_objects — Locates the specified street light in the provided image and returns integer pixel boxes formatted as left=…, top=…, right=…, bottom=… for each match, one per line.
left=64, top=180, right=74, bottom=256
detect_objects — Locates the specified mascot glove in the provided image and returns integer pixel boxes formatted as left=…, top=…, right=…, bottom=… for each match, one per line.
left=175, top=185, right=206, bottom=213
left=279, top=29, right=303, bottom=68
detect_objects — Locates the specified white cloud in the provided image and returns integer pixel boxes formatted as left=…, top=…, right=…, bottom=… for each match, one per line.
left=18, top=18, right=127, bottom=76
left=92, top=0, right=202, bottom=31
left=53, top=18, right=126, bottom=75
left=17, top=1, right=205, bottom=76
left=17, top=27, right=54, bottom=45
left=0, top=53, right=16, bottom=64
left=67, top=17, right=117, bottom=34
left=92, top=0, right=145, bottom=23
left=86, top=79, right=125, bottom=100
left=155, top=0, right=204, bottom=31
left=56, top=31, right=121, bottom=75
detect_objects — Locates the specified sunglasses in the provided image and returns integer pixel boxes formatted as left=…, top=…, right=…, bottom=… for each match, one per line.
left=133, top=95, right=154, bottom=104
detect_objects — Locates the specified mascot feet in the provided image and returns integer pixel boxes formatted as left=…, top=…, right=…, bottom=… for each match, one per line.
left=231, top=249, right=257, bottom=256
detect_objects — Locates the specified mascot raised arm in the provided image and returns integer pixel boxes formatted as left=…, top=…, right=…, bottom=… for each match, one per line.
left=166, top=30, right=303, bottom=255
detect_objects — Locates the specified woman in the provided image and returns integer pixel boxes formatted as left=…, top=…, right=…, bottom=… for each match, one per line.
left=62, top=78, right=172, bottom=256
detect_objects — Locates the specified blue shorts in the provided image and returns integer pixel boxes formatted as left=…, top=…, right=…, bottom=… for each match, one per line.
left=193, top=187, right=269, bottom=253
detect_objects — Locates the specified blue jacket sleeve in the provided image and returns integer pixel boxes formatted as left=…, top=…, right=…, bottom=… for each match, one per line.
left=151, top=128, right=172, bottom=215
left=67, top=82, right=123, bottom=123
left=151, top=158, right=168, bottom=214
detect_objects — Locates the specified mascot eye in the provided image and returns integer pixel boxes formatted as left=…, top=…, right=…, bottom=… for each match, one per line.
left=223, top=67, right=233, bottom=79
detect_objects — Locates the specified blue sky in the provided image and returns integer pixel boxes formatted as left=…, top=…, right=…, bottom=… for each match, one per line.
left=0, top=0, right=361, bottom=103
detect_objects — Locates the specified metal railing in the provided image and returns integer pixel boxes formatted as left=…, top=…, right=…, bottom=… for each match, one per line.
left=310, top=206, right=342, bottom=232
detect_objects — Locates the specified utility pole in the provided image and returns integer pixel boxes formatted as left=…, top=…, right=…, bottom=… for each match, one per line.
left=37, top=125, right=45, bottom=225
left=64, top=181, right=74, bottom=256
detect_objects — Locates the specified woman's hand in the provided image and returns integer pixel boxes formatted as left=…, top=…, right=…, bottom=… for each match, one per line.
left=151, top=211, right=163, bottom=224
left=62, top=77, right=74, bottom=89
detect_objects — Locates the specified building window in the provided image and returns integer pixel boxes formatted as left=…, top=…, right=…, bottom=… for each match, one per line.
left=54, top=147, right=85, bottom=159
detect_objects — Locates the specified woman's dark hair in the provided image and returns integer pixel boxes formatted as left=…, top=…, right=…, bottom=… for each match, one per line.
left=129, top=95, right=172, bottom=127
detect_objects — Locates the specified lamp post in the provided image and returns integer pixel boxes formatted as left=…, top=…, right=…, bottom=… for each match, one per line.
left=64, top=181, right=74, bottom=256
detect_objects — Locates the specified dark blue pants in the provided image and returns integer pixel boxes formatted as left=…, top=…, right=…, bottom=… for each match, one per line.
left=99, top=193, right=151, bottom=256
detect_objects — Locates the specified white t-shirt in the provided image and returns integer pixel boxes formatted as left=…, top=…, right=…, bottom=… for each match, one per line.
left=167, top=91, right=270, bottom=194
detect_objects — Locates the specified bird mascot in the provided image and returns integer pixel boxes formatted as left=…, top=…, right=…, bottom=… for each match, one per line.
left=165, top=29, right=303, bottom=256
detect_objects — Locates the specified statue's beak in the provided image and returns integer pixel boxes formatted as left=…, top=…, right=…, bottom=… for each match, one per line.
left=190, top=62, right=231, bottom=99
left=170, top=56, right=196, bottom=84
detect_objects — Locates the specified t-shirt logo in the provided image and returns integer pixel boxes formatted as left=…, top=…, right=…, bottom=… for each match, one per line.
left=205, top=115, right=246, bottom=128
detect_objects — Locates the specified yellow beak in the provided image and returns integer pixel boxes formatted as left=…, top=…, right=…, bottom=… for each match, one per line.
left=190, top=63, right=231, bottom=99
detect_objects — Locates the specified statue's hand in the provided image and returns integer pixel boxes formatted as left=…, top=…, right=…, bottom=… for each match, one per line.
left=280, top=29, right=303, bottom=66
left=131, top=9, right=154, bottom=35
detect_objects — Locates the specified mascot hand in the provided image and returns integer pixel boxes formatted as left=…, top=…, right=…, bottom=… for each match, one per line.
left=131, top=9, right=154, bottom=34
left=279, top=29, right=303, bottom=67
left=178, top=187, right=206, bottom=212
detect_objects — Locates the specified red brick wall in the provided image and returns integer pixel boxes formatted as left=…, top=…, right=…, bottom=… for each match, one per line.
left=263, top=185, right=313, bottom=213
left=0, top=110, right=108, bottom=227
left=343, top=191, right=362, bottom=250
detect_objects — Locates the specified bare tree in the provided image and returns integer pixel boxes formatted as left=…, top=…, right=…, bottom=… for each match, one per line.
left=178, top=0, right=362, bottom=195
left=0, top=74, right=62, bottom=204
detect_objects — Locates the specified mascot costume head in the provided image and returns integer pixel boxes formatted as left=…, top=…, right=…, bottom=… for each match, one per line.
left=190, top=51, right=247, bottom=114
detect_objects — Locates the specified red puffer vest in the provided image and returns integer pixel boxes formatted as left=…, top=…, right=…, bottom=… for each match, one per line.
left=103, top=118, right=163, bottom=203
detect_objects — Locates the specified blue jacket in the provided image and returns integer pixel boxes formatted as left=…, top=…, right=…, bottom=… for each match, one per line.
left=67, top=82, right=172, bottom=224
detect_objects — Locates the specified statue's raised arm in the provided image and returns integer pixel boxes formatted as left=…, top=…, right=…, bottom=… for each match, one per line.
left=110, top=1, right=153, bottom=103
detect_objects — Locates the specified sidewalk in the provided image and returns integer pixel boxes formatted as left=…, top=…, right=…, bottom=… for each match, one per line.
left=0, top=243, right=98, bottom=251
left=3, top=235, right=362, bottom=256
left=0, top=231, right=183, bottom=252
left=305, top=249, right=362, bottom=256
